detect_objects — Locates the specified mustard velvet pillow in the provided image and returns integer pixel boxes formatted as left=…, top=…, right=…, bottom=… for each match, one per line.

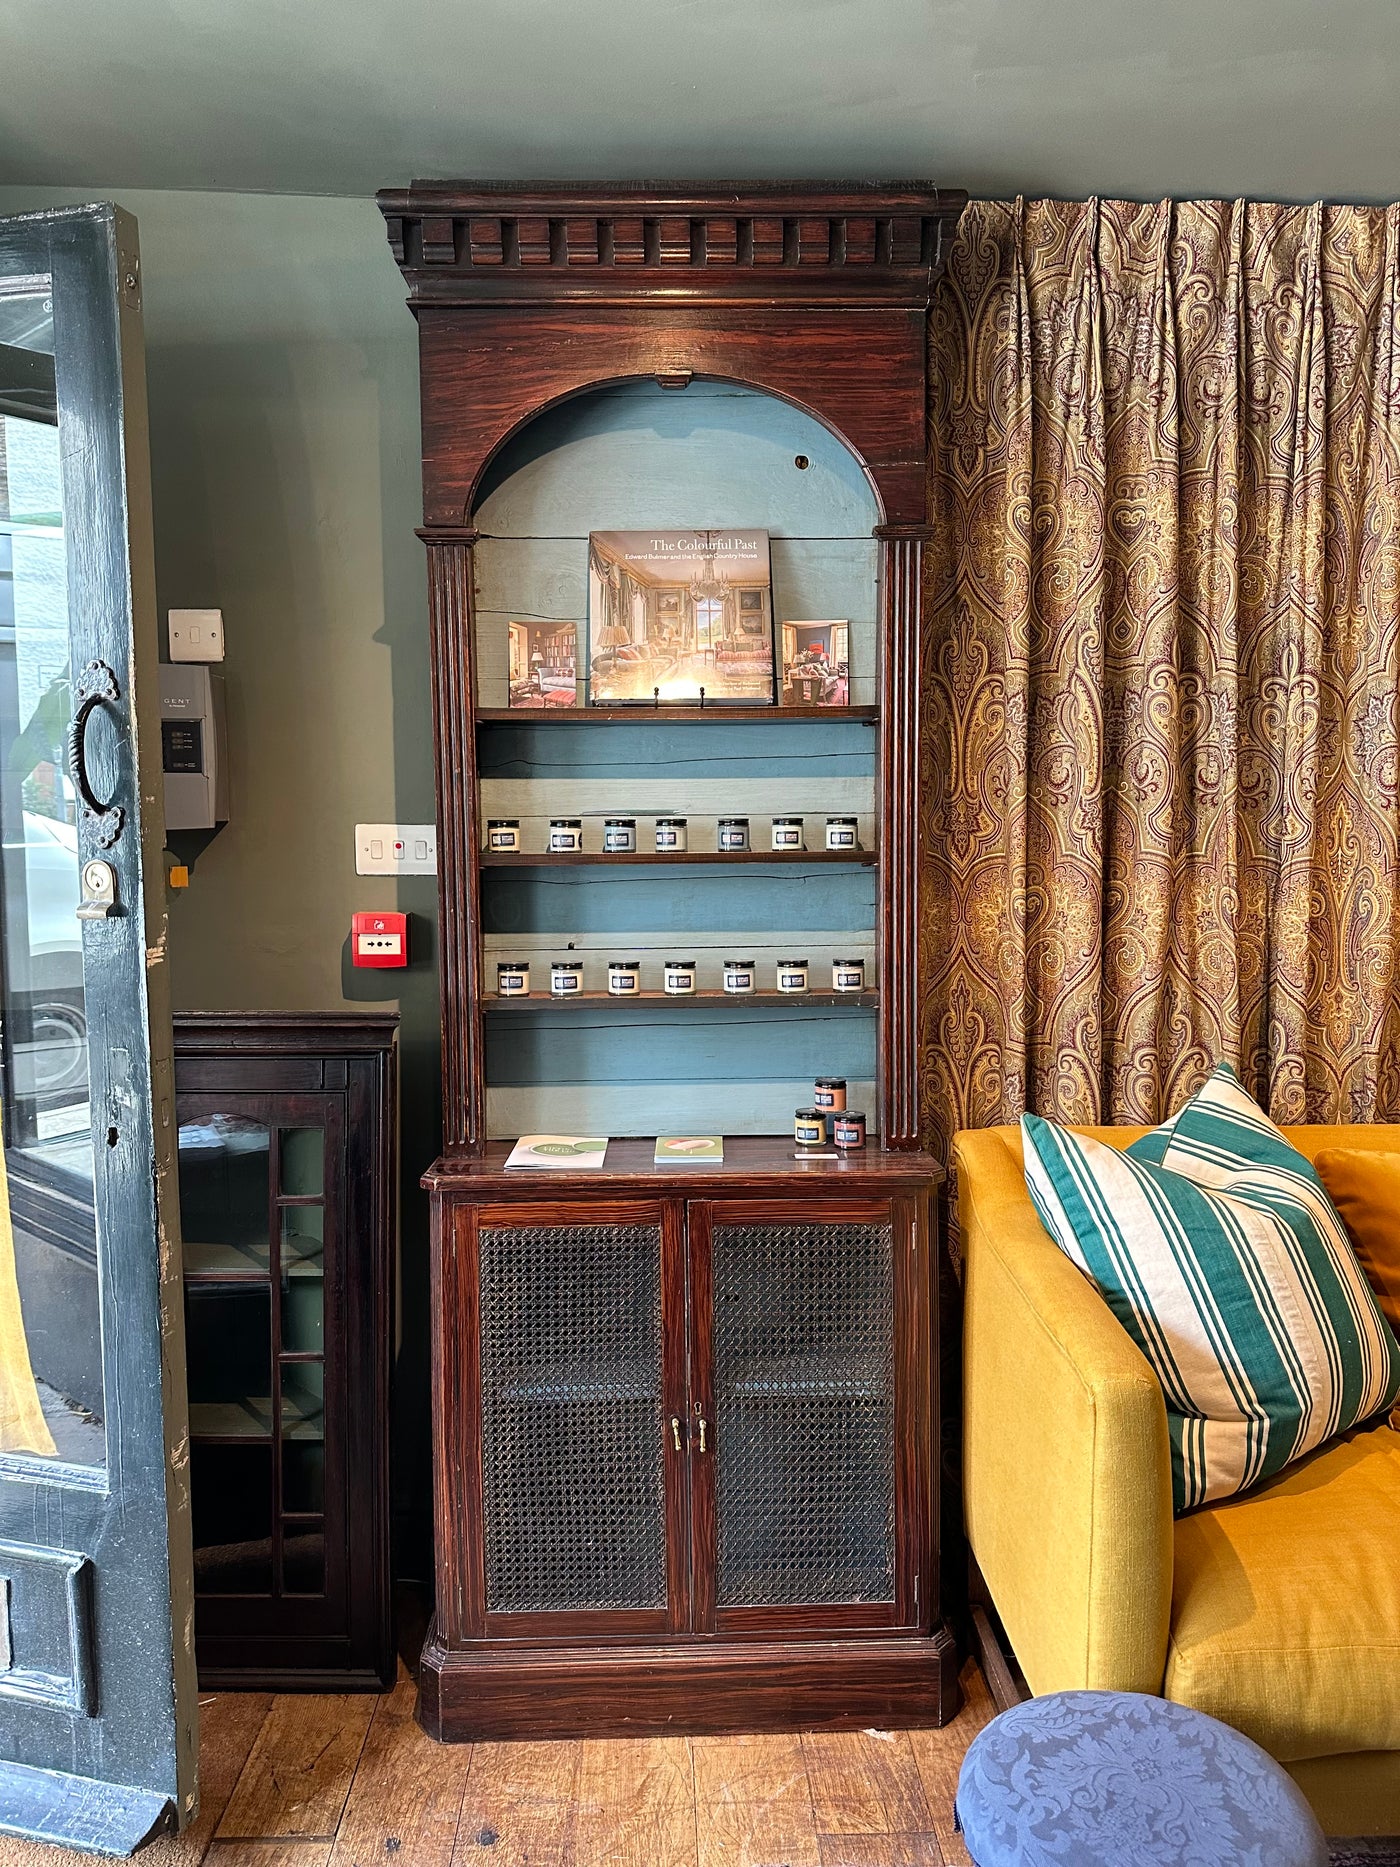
left=1313, top=1148, right=1400, bottom=1336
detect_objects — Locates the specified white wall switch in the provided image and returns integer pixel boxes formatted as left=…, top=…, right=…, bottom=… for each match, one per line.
left=168, top=609, right=226, bottom=662
left=355, top=823, right=438, bottom=875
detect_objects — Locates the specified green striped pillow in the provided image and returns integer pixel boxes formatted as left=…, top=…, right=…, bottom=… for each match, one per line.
left=1022, top=1064, right=1400, bottom=1512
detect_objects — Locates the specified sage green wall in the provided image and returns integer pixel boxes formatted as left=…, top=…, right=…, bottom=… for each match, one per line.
left=0, top=186, right=442, bottom=1559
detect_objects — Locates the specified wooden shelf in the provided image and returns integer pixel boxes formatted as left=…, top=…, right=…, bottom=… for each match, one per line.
left=480, top=848, right=875, bottom=868
left=475, top=705, right=879, bottom=725
left=484, top=990, right=878, bottom=1010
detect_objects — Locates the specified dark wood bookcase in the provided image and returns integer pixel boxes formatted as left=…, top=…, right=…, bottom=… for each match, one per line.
left=173, top=1012, right=397, bottom=1690
left=380, top=181, right=966, bottom=1738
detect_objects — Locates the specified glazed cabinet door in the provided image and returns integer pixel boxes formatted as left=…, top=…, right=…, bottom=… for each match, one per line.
left=441, top=1198, right=690, bottom=1640
left=686, top=1196, right=933, bottom=1636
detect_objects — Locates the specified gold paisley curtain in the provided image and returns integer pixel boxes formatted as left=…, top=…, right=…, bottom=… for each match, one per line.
left=923, top=197, right=1400, bottom=1154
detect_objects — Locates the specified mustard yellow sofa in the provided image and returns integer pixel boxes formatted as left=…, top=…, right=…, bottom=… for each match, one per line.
left=956, top=1121, right=1400, bottom=1840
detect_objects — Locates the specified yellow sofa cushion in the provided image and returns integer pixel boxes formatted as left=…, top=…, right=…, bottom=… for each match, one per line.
left=1168, top=1421, right=1400, bottom=1761
left=1313, top=1147, right=1400, bottom=1335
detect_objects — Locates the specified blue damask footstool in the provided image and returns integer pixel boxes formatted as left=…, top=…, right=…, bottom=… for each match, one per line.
left=955, top=1691, right=1328, bottom=1866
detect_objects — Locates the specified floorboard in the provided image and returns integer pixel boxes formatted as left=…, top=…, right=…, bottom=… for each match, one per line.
left=0, top=1661, right=990, bottom=1867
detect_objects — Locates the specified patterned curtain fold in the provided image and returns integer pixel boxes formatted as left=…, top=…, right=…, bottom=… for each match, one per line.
left=923, top=197, right=1400, bottom=1155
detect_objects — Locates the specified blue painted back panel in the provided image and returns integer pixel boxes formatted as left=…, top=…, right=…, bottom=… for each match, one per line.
left=486, top=1003, right=877, bottom=1086
left=480, top=864, right=876, bottom=936
left=476, top=716, right=876, bottom=780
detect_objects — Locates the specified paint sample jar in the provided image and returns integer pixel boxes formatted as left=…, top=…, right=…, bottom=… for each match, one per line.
left=722, top=958, right=756, bottom=995
left=794, top=1108, right=827, bottom=1148
left=607, top=959, right=641, bottom=996
left=814, top=1077, right=847, bottom=1113
left=603, top=818, right=637, bottom=853
left=496, top=960, right=530, bottom=997
left=771, top=816, right=805, bottom=851
left=663, top=958, right=697, bottom=995
left=833, top=1110, right=868, bottom=1150
left=832, top=957, right=866, bottom=993
left=717, top=817, right=750, bottom=852
left=655, top=817, right=688, bottom=852
left=487, top=819, right=521, bottom=853
left=549, top=818, right=584, bottom=853
left=825, top=816, right=860, bottom=851
left=776, top=958, right=809, bottom=994
left=550, top=960, right=584, bottom=996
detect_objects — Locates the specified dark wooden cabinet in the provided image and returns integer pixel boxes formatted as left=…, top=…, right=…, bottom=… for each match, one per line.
left=172, top=1012, right=397, bottom=1690
left=379, top=181, right=966, bottom=1737
left=419, top=1141, right=952, bottom=1739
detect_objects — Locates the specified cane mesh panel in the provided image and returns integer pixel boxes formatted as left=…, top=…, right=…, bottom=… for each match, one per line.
left=713, top=1221, right=895, bottom=1607
left=479, top=1222, right=666, bottom=1614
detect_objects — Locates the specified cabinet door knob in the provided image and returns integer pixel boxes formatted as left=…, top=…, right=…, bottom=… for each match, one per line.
left=697, top=1415, right=708, bottom=1453
left=670, top=1416, right=682, bottom=1452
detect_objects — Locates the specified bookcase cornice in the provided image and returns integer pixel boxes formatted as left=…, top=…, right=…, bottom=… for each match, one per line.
left=377, top=181, right=967, bottom=309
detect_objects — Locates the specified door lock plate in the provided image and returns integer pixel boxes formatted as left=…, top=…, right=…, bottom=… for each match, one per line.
left=76, top=859, right=117, bottom=920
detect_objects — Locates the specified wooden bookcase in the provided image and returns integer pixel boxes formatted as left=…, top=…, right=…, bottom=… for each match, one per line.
left=173, top=1012, right=397, bottom=1690
left=381, top=182, right=966, bottom=1738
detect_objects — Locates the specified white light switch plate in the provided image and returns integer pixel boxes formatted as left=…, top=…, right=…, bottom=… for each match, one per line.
left=168, top=609, right=226, bottom=662
left=355, top=823, right=438, bottom=875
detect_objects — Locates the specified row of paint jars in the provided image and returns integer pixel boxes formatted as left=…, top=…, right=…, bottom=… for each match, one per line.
left=495, top=956, right=868, bottom=997
left=486, top=816, right=862, bottom=855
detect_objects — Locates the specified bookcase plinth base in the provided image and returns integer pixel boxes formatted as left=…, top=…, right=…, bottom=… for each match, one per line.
left=416, top=1619, right=962, bottom=1741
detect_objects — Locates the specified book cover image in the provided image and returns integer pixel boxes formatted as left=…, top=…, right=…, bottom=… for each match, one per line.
left=504, top=1135, right=608, bottom=1170
left=654, top=1135, right=724, bottom=1164
left=780, top=620, right=850, bottom=707
left=587, top=530, right=775, bottom=705
left=508, top=620, right=578, bottom=708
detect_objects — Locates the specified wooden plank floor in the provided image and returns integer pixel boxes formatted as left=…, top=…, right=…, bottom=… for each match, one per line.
left=0, top=1659, right=991, bottom=1867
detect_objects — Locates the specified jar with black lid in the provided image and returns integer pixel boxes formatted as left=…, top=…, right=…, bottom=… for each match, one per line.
left=550, top=959, right=584, bottom=996
left=603, top=818, right=637, bottom=853
left=717, top=817, right=750, bottom=852
left=655, top=817, right=688, bottom=852
left=487, top=819, right=521, bottom=852
left=814, top=1077, right=847, bottom=1112
left=549, top=818, right=584, bottom=853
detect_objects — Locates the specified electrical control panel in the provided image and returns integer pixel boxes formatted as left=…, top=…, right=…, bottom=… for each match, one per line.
left=160, top=664, right=228, bottom=830
left=352, top=910, right=409, bottom=968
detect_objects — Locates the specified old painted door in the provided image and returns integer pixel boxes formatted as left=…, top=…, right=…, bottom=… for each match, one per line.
left=0, top=205, right=196, bottom=1847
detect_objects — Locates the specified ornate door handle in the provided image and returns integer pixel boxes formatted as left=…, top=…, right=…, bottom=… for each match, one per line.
left=68, top=661, right=124, bottom=849
left=670, top=1416, right=683, bottom=1452
left=696, top=1415, right=708, bottom=1453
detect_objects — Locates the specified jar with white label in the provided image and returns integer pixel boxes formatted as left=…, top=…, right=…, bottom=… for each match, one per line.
left=794, top=1108, right=827, bottom=1148
left=486, top=819, right=521, bottom=852
left=655, top=817, right=688, bottom=852
left=496, top=960, right=530, bottom=997
left=549, top=818, right=584, bottom=853
left=814, top=1076, right=847, bottom=1112
left=603, top=818, right=637, bottom=853
left=717, top=817, right=750, bottom=852
left=771, top=816, right=805, bottom=852
left=832, top=957, right=866, bottom=993
left=608, top=960, right=641, bottom=996
left=722, top=958, right=756, bottom=995
left=825, top=816, right=860, bottom=851
left=663, top=958, right=697, bottom=995
left=776, top=958, right=809, bottom=994
left=550, top=960, right=584, bottom=996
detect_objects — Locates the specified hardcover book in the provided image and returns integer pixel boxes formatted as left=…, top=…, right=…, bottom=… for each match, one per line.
left=780, top=620, right=851, bottom=707
left=587, top=529, right=775, bottom=705
left=508, top=620, right=578, bottom=708
left=504, top=1134, right=609, bottom=1170
left=654, top=1135, right=724, bottom=1163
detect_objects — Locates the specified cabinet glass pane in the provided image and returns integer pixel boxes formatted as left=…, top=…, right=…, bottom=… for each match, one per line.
left=191, top=1441, right=273, bottom=1594
left=712, top=1221, right=895, bottom=1607
left=281, top=1359, right=324, bottom=1440
left=280, top=1127, right=323, bottom=1197
left=283, top=1526, right=324, bottom=1596
left=178, top=1115, right=271, bottom=1271
left=479, top=1221, right=665, bottom=1614
left=281, top=1203, right=323, bottom=1273
left=283, top=1440, right=324, bottom=1514
left=282, top=1270, right=323, bottom=1354
left=185, top=1284, right=272, bottom=1434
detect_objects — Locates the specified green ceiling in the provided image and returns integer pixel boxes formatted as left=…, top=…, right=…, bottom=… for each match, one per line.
left=1, top=0, right=1395, bottom=202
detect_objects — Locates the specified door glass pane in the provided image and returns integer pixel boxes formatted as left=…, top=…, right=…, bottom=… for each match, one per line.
left=178, top=1114, right=272, bottom=1272
left=712, top=1221, right=896, bottom=1607
left=280, top=1127, right=323, bottom=1196
left=0, top=279, right=102, bottom=1465
left=186, top=1283, right=272, bottom=1434
left=192, top=1441, right=273, bottom=1595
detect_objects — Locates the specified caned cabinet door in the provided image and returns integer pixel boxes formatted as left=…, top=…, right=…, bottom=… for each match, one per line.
left=686, top=1196, right=932, bottom=1636
left=442, top=1198, right=690, bottom=1639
